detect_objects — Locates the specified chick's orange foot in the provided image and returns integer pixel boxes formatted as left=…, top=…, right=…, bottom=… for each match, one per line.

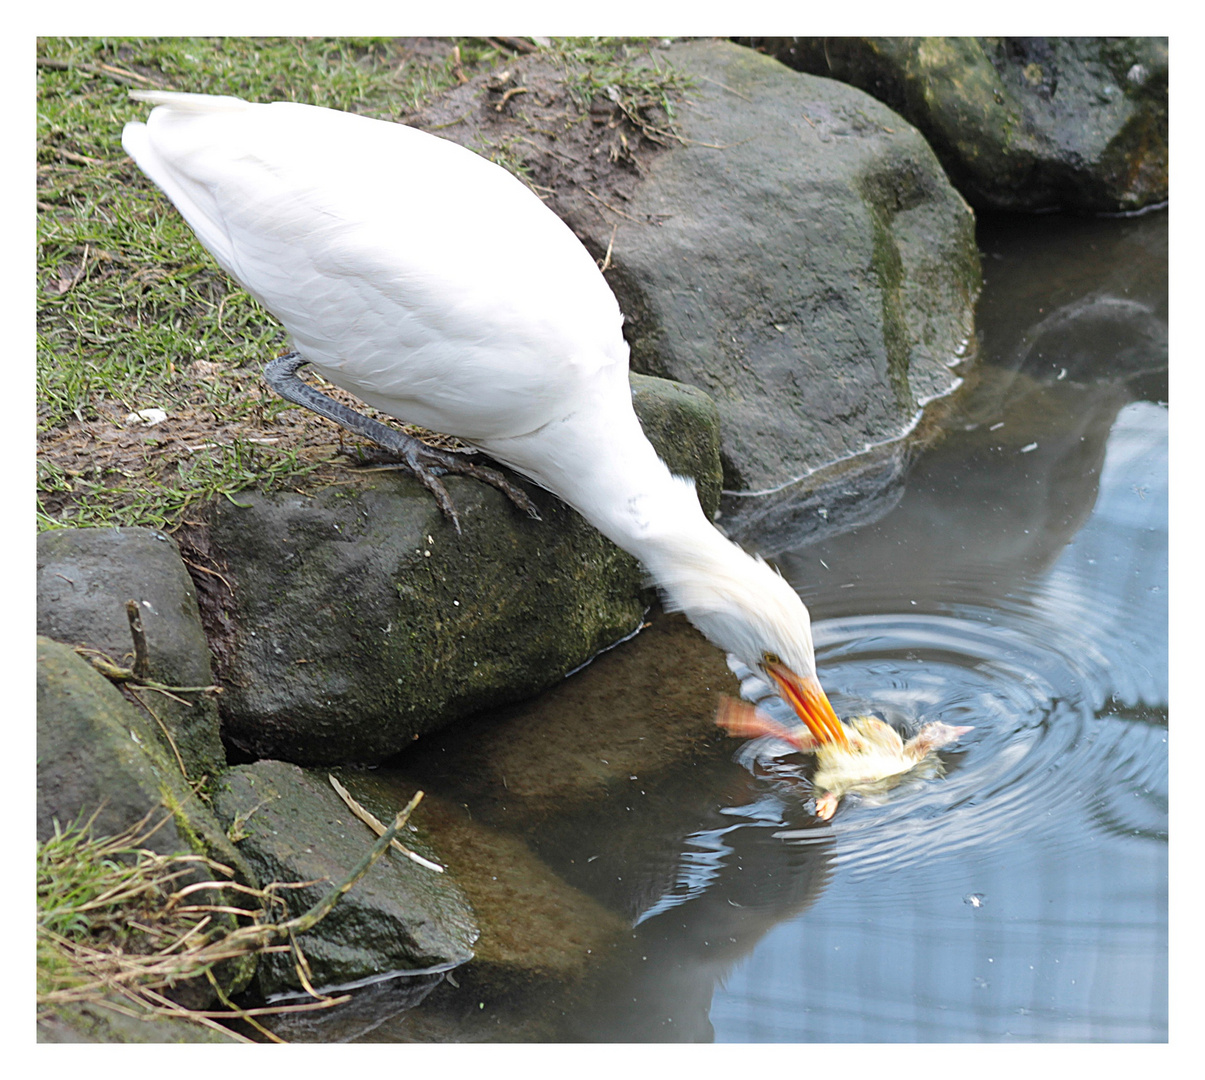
left=716, top=696, right=972, bottom=820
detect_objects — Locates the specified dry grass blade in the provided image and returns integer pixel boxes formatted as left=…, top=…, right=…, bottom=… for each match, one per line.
left=38, top=793, right=427, bottom=1041
left=328, top=775, right=443, bottom=872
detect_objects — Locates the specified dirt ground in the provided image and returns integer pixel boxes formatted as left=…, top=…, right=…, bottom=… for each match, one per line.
left=36, top=37, right=687, bottom=530
left=405, top=39, right=683, bottom=255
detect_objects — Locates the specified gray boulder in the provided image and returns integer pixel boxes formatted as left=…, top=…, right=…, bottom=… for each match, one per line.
left=744, top=36, right=1168, bottom=214
left=36, top=637, right=235, bottom=861
left=208, top=373, right=721, bottom=764
left=211, top=760, right=479, bottom=997
left=37, top=527, right=225, bottom=779
left=604, top=39, right=980, bottom=502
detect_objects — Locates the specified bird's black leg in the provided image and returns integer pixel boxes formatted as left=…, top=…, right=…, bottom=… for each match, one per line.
left=264, top=352, right=541, bottom=533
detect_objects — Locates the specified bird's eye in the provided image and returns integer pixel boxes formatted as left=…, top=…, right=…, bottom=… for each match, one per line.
left=762, top=651, right=781, bottom=666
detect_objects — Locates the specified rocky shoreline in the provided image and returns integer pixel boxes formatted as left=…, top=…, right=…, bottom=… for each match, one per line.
left=36, top=36, right=1166, bottom=1040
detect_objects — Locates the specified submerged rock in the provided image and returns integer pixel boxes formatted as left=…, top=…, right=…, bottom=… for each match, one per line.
left=394, top=611, right=759, bottom=923
left=745, top=36, right=1168, bottom=214
left=209, top=373, right=721, bottom=764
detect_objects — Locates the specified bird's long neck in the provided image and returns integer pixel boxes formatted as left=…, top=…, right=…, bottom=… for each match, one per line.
left=478, top=401, right=739, bottom=605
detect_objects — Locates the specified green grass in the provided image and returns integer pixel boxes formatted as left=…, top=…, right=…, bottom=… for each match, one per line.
left=555, top=36, right=690, bottom=125
left=36, top=37, right=481, bottom=532
left=36, top=36, right=683, bottom=533
left=36, top=811, right=247, bottom=1009
left=38, top=797, right=426, bottom=1040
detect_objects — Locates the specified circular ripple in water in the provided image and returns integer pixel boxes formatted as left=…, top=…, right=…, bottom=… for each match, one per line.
left=725, top=604, right=1168, bottom=882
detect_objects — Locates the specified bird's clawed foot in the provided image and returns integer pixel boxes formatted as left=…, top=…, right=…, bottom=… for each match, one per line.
left=264, top=352, right=541, bottom=534
left=365, top=439, right=542, bottom=535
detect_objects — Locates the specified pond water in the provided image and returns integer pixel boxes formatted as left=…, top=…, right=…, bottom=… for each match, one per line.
left=267, top=209, right=1168, bottom=1044
left=708, top=209, right=1169, bottom=1042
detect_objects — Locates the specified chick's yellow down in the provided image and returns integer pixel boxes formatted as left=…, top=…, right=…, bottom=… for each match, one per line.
left=717, top=698, right=972, bottom=820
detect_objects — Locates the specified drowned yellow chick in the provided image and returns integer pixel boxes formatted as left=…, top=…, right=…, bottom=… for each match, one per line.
left=717, top=696, right=972, bottom=820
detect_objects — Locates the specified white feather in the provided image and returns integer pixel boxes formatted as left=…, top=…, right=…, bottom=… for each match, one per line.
left=122, top=91, right=823, bottom=682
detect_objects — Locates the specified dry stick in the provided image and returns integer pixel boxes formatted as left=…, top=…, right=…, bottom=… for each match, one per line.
left=244, top=792, right=426, bottom=1002
left=329, top=775, right=443, bottom=872
left=694, top=73, right=753, bottom=103
left=450, top=45, right=470, bottom=85
left=144, top=989, right=349, bottom=1021
left=38, top=820, right=376, bottom=1035
left=488, top=36, right=538, bottom=53
left=598, top=224, right=619, bottom=274
left=180, top=556, right=233, bottom=591
left=79, top=649, right=218, bottom=696
left=128, top=686, right=189, bottom=779
left=37, top=57, right=165, bottom=88
left=495, top=86, right=529, bottom=111
left=202, top=972, right=285, bottom=1043
left=582, top=188, right=641, bottom=222
left=56, top=242, right=92, bottom=292
left=284, top=790, right=428, bottom=937
left=162, top=792, right=422, bottom=1010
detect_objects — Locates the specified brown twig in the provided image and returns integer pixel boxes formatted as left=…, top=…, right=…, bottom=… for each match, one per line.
left=127, top=687, right=189, bottom=779
left=37, top=56, right=166, bottom=89
left=284, top=791, right=429, bottom=936
left=449, top=45, right=470, bottom=85
left=180, top=557, right=233, bottom=591
left=495, top=86, right=529, bottom=111
left=487, top=37, right=538, bottom=54
left=39, top=794, right=424, bottom=1038
left=125, top=599, right=149, bottom=680
left=695, top=73, right=753, bottom=103
left=329, top=775, right=443, bottom=872
left=582, top=188, right=640, bottom=222
left=598, top=223, right=618, bottom=273
left=76, top=646, right=219, bottom=697
left=54, top=243, right=91, bottom=294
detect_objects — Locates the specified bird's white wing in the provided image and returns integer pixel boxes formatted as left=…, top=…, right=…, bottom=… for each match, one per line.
left=123, top=96, right=628, bottom=439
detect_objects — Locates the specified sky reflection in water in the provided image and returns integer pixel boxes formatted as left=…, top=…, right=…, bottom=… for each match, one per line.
left=702, top=212, right=1168, bottom=1043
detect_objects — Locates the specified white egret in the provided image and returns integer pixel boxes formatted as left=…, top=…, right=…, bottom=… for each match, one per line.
left=122, top=90, right=843, bottom=735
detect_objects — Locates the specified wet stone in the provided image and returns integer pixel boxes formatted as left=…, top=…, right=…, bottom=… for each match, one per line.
left=208, top=373, right=721, bottom=765
left=36, top=526, right=226, bottom=779
left=210, top=760, right=479, bottom=998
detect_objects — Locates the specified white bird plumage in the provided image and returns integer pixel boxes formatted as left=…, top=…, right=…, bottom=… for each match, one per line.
left=121, top=90, right=838, bottom=725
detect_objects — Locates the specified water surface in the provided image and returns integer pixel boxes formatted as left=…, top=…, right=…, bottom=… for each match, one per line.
left=269, top=210, right=1168, bottom=1044
left=708, top=209, right=1168, bottom=1042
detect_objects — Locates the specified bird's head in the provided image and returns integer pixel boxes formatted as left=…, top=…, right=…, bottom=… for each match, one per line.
left=660, top=540, right=850, bottom=750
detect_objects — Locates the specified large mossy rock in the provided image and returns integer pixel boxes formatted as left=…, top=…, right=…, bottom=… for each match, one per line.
left=602, top=39, right=980, bottom=496
left=209, top=373, right=721, bottom=764
left=36, top=637, right=257, bottom=999
left=36, top=527, right=225, bottom=779
left=36, top=637, right=238, bottom=864
left=745, top=36, right=1168, bottom=214
left=211, top=760, right=479, bottom=997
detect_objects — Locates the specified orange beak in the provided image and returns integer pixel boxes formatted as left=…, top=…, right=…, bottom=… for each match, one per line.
left=763, top=659, right=850, bottom=750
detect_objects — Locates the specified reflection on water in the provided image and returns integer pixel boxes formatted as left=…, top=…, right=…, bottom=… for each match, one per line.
left=708, top=405, right=1166, bottom=1042
left=266, top=211, right=1167, bottom=1043
left=705, top=211, right=1167, bottom=1042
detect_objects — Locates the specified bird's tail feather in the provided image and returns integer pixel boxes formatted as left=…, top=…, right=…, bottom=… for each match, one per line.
left=128, top=89, right=250, bottom=111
